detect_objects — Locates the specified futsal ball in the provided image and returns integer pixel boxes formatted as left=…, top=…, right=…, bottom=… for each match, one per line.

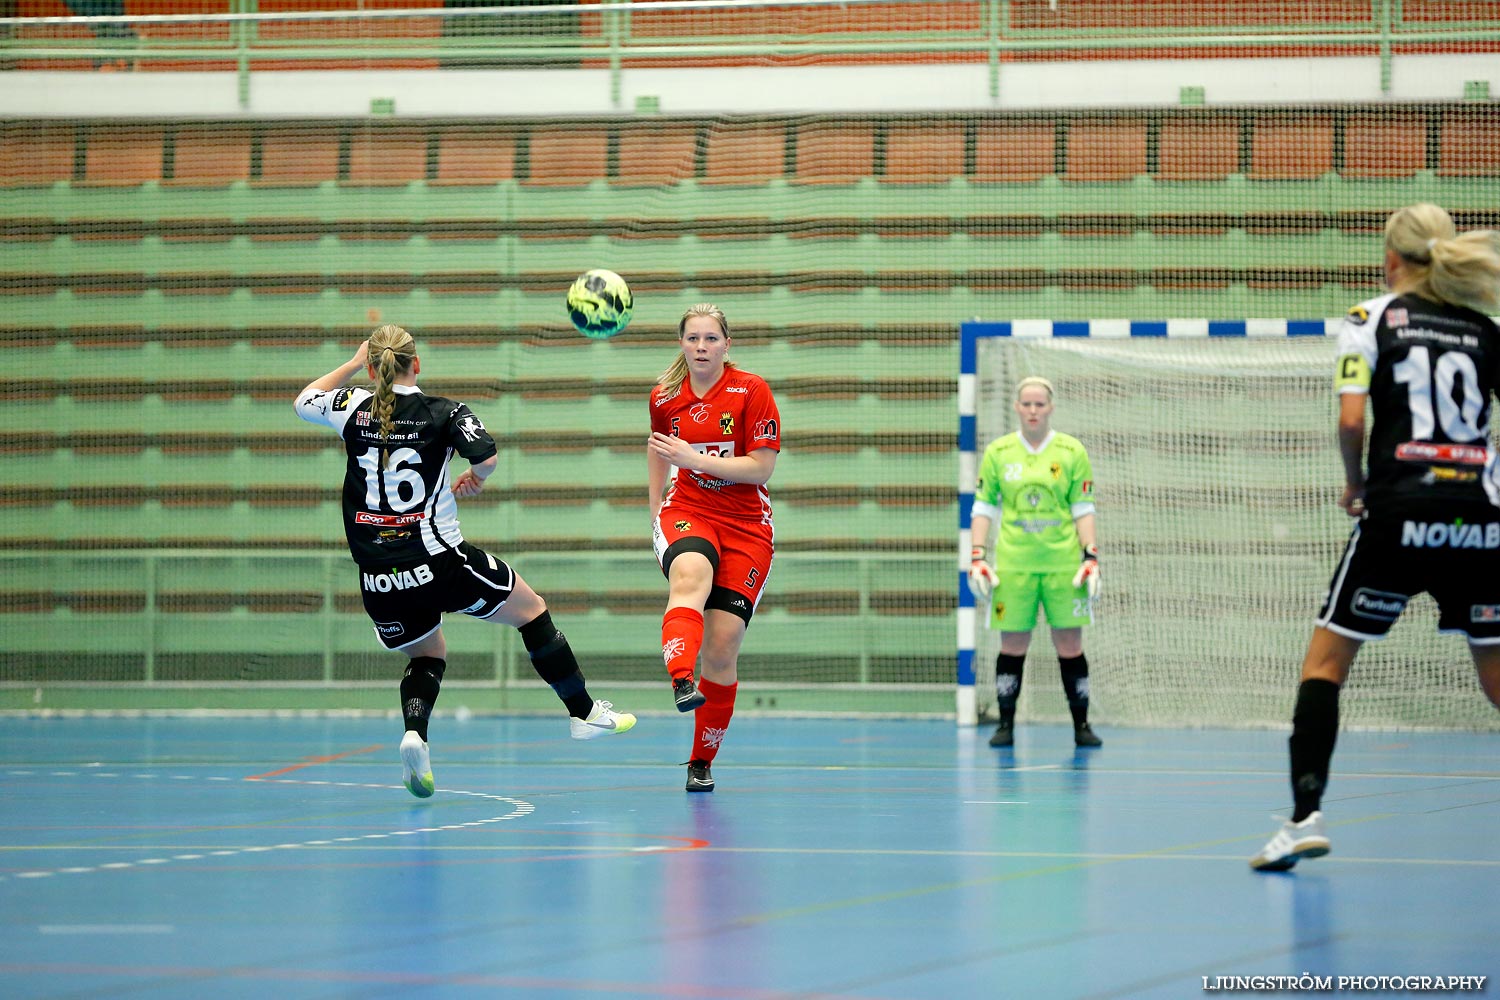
left=566, top=269, right=633, bottom=339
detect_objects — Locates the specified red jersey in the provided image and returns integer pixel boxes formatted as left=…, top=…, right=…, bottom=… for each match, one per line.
left=650, top=367, right=781, bottom=524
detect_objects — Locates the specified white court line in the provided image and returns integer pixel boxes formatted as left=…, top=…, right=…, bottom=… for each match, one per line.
left=39, top=924, right=175, bottom=935
left=965, top=765, right=1500, bottom=780
left=1, top=771, right=535, bottom=882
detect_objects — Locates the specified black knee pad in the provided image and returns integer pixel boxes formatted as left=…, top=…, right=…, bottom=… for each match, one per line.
left=661, top=536, right=719, bottom=578
left=705, top=585, right=754, bottom=625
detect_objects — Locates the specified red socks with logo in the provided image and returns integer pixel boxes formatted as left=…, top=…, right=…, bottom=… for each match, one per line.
left=662, top=608, right=737, bottom=763
left=692, top=678, right=737, bottom=763
left=661, top=606, right=704, bottom=681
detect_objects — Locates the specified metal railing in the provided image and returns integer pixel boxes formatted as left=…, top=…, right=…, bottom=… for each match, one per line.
left=2, top=1, right=1498, bottom=106
left=0, top=548, right=942, bottom=688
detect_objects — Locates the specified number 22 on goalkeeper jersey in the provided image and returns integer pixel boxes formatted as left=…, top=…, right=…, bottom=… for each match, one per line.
left=974, top=431, right=1096, bottom=574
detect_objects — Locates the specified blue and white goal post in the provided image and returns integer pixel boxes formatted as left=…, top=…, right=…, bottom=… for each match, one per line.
left=956, top=318, right=1348, bottom=730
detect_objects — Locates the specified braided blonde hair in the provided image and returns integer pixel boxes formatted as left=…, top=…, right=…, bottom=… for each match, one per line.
left=1385, top=203, right=1500, bottom=313
left=656, top=303, right=736, bottom=398
left=368, top=324, right=416, bottom=470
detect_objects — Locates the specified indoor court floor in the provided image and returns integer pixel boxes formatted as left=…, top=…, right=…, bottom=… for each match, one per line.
left=0, top=714, right=1495, bottom=999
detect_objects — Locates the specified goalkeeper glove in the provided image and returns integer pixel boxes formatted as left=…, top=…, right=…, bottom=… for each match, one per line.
left=968, top=545, right=999, bottom=599
left=1071, top=544, right=1100, bottom=598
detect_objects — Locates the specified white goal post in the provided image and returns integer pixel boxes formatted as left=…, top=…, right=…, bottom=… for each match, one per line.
left=957, top=319, right=1500, bottom=733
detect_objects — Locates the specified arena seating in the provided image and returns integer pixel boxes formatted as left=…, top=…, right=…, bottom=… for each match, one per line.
left=3, top=103, right=1495, bottom=682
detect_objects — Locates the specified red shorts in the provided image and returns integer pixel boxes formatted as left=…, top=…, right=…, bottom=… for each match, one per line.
left=653, top=507, right=774, bottom=613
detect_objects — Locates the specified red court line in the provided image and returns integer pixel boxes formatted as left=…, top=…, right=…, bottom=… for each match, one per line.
left=244, top=745, right=384, bottom=781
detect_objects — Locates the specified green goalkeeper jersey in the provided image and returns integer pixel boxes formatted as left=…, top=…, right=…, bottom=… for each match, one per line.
left=972, top=431, right=1096, bottom=573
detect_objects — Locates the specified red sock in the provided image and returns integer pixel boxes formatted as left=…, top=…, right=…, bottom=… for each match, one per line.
left=692, top=678, right=737, bottom=763
left=661, top=606, right=704, bottom=681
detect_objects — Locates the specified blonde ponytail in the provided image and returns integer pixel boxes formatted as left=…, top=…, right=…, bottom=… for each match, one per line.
left=367, top=324, right=416, bottom=469
left=1386, top=203, right=1500, bottom=313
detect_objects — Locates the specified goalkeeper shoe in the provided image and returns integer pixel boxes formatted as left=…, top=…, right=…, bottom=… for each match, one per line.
left=1073, top=723, right=1103, bottom=748
left=685, top=759, right=715, bottom=792
left=987, top=722, right=1014, bottom=748
left=1250, top=812, right=1330, bottom=872
left=400, top=731, right=435, bottom=799
left=570, top=700, right=637, bottom=741
left=673, top=676, right=706, bottom=713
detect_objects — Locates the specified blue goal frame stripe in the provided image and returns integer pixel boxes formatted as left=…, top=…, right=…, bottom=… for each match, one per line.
left=954, top=318, right=1337, bottom=688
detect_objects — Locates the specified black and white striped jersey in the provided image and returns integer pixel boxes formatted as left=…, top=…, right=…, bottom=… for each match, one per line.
left=1336, top=291, right=1500, bottom=509
left=295, top=383, right=497, bottom=566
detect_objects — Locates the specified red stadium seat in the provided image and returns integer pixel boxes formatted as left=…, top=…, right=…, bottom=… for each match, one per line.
left=702, top=123, right=786, bottom=185
left=1436, top=107, right=1500, bottom=177
left=167, top=127, right=253, bottom=186
left=432, top=126, right=517, bottom=185
left=347, top=126, right=429, bottom=185
left=80, top=126, right=166, bottom=186
left=1343, top=111, right=1427, bottom=179
left=793, top=122, right=875, bottom=185
left=1064, top=118, right=1147, bottom=181
left=256, top=127, right=341, bottom=186
left=524, top=127, right=609, bottom=186
left=1249, top=113, right=1334, bottom=180
left=884, top=122, right=965, bottom=184
left=616, top=124, right=700, bottom=185
left=973, top=120, right=1055, bottom=182
left=1157, top=115, right=1240, bottom=181
left=0, top=124, right=77, bottom=186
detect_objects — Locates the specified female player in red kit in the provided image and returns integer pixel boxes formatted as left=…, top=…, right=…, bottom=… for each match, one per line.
left=648, top=304, right=782, bottom=792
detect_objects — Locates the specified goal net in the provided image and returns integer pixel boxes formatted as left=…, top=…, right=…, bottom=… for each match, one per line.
left=3, top=2, right=1498, bottom=718
left=960, top=322, right=1500, bottom=732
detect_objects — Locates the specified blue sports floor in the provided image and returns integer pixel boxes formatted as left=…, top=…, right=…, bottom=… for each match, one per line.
left=1, top=715, right=1495, bottom=999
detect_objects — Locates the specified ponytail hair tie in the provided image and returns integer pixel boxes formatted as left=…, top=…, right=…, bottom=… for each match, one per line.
left=1426, top=237, right=1438, bottom=251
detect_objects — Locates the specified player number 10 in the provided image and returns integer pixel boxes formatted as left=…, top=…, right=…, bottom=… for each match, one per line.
left=1391, top=345, right=1484, bottom=442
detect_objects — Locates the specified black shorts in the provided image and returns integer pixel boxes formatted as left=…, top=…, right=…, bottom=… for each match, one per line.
left=1317, top=502, right=1500, bottom=645
left=357, top=542, right=516, bottom=650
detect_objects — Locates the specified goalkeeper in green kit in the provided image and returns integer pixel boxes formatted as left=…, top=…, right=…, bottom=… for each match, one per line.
left=968, top=376, right=1103, bottom=748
